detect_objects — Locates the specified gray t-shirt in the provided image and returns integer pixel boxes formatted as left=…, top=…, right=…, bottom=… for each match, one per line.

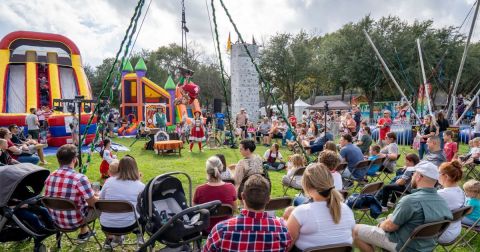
left=258, top=123, right=271, bottom=134
left=380, top=143, right=399, bottom=171
left=424, top=150, right=446, bottom=167
left=25, top=114, right=39, bottom=130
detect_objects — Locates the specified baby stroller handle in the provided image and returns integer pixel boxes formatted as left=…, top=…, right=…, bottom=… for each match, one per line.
left=138, top=200, right=221, bottom=252
left=13, top=195, right=43, bottom=211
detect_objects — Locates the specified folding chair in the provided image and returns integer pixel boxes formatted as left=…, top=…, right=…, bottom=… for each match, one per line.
left=335, top=162, right=348, bottom=176
left=366, top=157, right=386, bottom=182
left=463, top=163, right=480, bottom=180
left=41, top=197, right=101, bottom=249
left=265, top=197, right=292, bottom=211
left=282, top=167, right=305, bottom=196
left=380, top=154, right=400, bottom=182
left=437, top=206, right=472, bottom=251
left=398, top=220, right=451, bottom=252
left=349, top=181, right=383, bottom=223
left=94, top=200, right=144, bottom=249
left=304, top=243, right=352, bottom=252
left=200, top=204, right=234, bottom=241
left=347, top=160, right=372, bottom=191
left=449, top=211, right=480, bottom=251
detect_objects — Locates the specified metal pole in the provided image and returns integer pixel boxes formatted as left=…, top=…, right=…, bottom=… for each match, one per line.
left=448, top=0, right=480, bottom=119
left=76, top=96, right=84, bottom=168
left=363, top=30, right=423, bottom=124
left=456, top=93, right=480, bottom=125
left=417, top=38, right=433, bottom=116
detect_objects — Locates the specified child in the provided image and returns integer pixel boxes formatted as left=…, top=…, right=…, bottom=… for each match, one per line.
left=263, top=143, right=285, bottom=170
left=367, top=145, right=381, bottom=176
left=463, top=137, right=480, bottom=166
left=215, top=153, right=232, bottom=180
left=462, top=179, right=480, bottom=226
left=99, top=139, right=117, bottom=180
left=107, top=160, right=120, bottom=178
left=70, top=111, right=79, bottom=146
left=443, top=130, right=458, bottom=162
left=0, top=139, right=18, bottom=165
left=318, top=150, right=342, bottom=190
left=247, top=122, right=256, bottom=140
left=281, top=154, right=305, bottom=189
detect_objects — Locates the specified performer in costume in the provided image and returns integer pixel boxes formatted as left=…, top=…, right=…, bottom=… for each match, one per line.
left=154, top=108, right=167, bottom=131
left=189, top=111, right=205, bottom=152
left=175, top=66, right=200, bottom=105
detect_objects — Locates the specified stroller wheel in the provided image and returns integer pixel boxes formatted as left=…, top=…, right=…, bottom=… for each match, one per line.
left=34, top=243, right=47, bottom=252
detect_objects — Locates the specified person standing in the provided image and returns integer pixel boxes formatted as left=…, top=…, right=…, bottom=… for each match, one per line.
left=189, top=111, right=205, bottom=152
left=25, top=108, right=40, bottom=140
left=418, top=115, right=437, bottom=159
left=473, top=106, right=480, bottom=138
left=289, top=112, right=297, bottom=128
left=154, top=108, right=167, bottom=132
left=236, top=108, right=248, bottom=139
left=353, top=106, right=362, bottom=133
left=436, top=111, right=449, bottom=149
left=376, top=110, right=392, bottom=147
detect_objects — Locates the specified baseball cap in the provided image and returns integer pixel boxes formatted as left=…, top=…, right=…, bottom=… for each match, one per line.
left=414, top=161, right=439, bottom=180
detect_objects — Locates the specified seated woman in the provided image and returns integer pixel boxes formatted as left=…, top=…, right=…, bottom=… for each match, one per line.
left=263, top=143, right=285, bottom=170
left=99, top=155, right=145, bottom=248
left=376, top=153, right=419, bottom=208
left=378, top=132, right=399, bottom=173
left=246, top=122, right=257, bottom=140
left=355, top=126, right=372, bottom=155
left=282, top=154, right=305, bottom=189
left=437, top=160, right=465, bottom=244
left=193, top=156, right=237, bottom=234
left=0, top=128, right=39, bottom=164
left=285, top=163, right=355, bottom=251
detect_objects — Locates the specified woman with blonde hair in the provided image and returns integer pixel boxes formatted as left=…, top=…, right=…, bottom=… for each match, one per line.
left=194, top=156, right=237, bottom=234
left=99, top=155, right=145, bottom=248
left=286, top=163, right=355, bottom=250
left=282, top=154, right=305, bottom=189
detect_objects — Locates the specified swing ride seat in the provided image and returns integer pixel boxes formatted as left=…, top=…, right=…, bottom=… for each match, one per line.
left=154, top=140, right=184, bottom=156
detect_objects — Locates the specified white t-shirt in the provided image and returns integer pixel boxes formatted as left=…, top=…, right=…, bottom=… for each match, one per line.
left=263, top=149, right=283, bottom=161
left=99, top=177, right=145, bottom=228
left=331, top=171, right=343, bottom=191
left=292, top=201, right=355, bottom=250
left=475, top=114, right=480, bottom=133
left=438, top=186, right=465, bottom=243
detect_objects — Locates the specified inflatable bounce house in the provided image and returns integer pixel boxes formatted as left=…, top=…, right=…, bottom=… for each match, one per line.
left=119, top=59, right=201, bottom=135
left=0, top=31, right=97, bottom=146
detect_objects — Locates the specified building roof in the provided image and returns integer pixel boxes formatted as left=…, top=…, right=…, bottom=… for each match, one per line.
left=313, top=94, right=359, bottom=104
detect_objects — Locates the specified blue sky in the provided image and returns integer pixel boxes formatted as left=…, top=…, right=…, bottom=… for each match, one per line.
left=0, top=0, right=477, bottom=66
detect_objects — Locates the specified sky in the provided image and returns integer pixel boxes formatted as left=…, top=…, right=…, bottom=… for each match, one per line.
left=0, top=0, right=478, bottom=67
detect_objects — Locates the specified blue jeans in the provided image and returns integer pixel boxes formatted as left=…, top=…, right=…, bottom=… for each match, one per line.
left=439, top=132, right=445, bottom=150
left=293, top=195, right=309, bottom=206
left=462, top=217, right=480, bottom=226
left=418, top=142, right=428, bottom=159
left=17, top=154, right=40, bottom=164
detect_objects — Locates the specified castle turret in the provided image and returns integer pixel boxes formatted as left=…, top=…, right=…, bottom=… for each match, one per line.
left=121, top=60, right=134, bottom=77
left=134, top=58, right=147, bottom=78
left=164, top=75, right=177, bottom=124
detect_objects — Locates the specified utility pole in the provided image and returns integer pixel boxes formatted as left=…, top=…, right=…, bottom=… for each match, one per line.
left=448, top=0, right=480, bottom=120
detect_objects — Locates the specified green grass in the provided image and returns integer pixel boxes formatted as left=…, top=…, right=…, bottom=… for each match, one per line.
left=1, top=138, right=478, bottom=251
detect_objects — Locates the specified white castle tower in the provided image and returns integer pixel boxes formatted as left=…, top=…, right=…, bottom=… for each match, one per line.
left=230, top=43, right=260, bottom=123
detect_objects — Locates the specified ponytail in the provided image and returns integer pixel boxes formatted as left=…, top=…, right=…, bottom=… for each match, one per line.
left=327, top=189, right=343, bottom=224
left=206, top=156, right=223, bottom=182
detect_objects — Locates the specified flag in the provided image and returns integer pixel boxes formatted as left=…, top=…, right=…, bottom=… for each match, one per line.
left=227, top=32, right=232, bottom=54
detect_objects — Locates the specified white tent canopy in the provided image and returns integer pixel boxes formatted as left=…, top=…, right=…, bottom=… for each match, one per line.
left=294, top=98, right=310, bottom=121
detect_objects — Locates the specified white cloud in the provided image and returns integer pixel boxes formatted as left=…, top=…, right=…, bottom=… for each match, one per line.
left=0, top=0, right=478, bottom=66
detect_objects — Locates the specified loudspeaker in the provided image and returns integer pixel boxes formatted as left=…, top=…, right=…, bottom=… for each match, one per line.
left=214, top=99, right=223, bottom=113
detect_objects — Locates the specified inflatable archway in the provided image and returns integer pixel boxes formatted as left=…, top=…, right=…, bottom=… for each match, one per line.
left=0, top=31, right=97, bottom=146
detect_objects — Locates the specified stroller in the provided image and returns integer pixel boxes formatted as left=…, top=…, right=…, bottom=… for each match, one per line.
left=0, top=164, right=56, bottom=252
left=137, top=172, right=220, bottom=251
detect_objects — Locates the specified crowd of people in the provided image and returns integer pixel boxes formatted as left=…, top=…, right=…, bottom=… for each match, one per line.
left=6, top=104, right=480, bottom=251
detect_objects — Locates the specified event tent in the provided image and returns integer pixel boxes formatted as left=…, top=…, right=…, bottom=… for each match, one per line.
left=307, top=100, right=351, bottom=110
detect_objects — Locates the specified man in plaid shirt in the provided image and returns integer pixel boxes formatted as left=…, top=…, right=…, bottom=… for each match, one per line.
left=204, top=175, right=291, bottom=251
left=44, top=144, right=99, bottom=241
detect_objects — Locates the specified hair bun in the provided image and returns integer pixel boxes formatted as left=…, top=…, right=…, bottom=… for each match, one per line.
left=451, top=160, right=462, bottom=170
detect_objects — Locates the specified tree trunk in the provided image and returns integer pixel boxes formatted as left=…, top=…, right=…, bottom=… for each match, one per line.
left=368, top=93, right=375, bottom=121
left=341, top=86, right=345, bottom=101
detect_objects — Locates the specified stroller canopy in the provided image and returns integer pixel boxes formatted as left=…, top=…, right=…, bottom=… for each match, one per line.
left=0, top=163, right=50, bottom=207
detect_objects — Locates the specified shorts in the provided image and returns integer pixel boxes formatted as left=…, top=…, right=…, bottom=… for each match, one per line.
left=273, top=133, right=283, bottom=139
left=107, top=122, right=115, bottom=131
left=28, top=130, right=39, bottom=140
left=101, top=222, right=139, bottom=234
left=356, top=224, right=397, bottom=252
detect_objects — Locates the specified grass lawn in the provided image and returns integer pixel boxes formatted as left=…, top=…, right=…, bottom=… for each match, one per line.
left=1, top=137, right=479, bottom=251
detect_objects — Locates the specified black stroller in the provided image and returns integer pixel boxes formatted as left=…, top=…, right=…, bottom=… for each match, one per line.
left=0, top=163, right=56, bottom=252
left=137, top=172, right=220, bottom=251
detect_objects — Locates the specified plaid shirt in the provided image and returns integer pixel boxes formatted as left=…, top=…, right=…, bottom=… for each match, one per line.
left=203, top=209, right=291, bottom=252
left=44, top=166, right=94, bottom=229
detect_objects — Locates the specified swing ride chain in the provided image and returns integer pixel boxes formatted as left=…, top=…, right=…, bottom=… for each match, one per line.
left=80, top=0, right=146, bottom=173
left=210, top=0, right=237, bottom=147
left=214, top=0, right=310, bottom=162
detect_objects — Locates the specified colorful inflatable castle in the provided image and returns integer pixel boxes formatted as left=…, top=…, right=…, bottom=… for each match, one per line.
left=119, top=59, right=202, bottom=135
left=0, top=31, right=97, bottom=146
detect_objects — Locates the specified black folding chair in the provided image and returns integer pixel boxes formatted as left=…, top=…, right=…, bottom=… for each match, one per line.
left=449, top=210, right=480, bottom=251
left=304, top=242, right=353, bottom=252
left=366, top=157, right=386, bottom=183
left=349, top=182, right=383, bottom=223
left=282, top=167, right=305, bottom=196
left=437, top=206, right=472, bottom=251
left=41, top=197, right=101, bottom=249
left=398, top=220, right=451, bottom=252
left=348, top=160, right=372, bottom=191
left=265, top=197, right=292, bottom=211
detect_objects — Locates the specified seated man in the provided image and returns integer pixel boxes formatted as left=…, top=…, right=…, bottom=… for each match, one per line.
left=423, top=136, right=446, bottom=167
left=204, top=174, right=291, bottom=251
left=339, top=133, right=365, bottom=180
left=8, top=124, right=47, bottom=165
left=233, top=139, right=264, bottom=186
left=44, top=144, right=99, bottom=241
left=304, top=128, right=334, bottom=154
left=354, top=161, right=452, bottom=252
